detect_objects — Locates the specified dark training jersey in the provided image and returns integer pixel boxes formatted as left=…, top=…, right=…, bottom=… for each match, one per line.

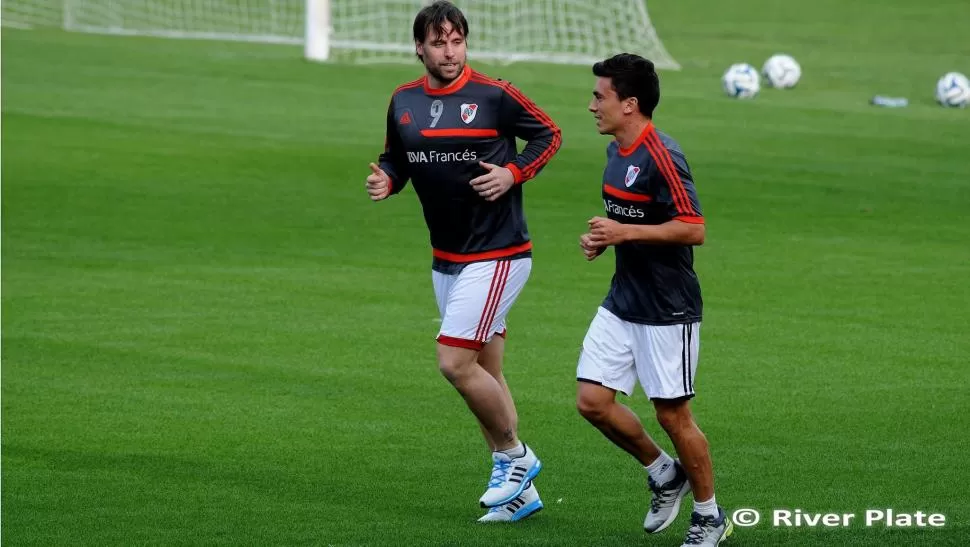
left=600, top=122, right=704, bottom=325
left=378, top=66, right=561, bottom=272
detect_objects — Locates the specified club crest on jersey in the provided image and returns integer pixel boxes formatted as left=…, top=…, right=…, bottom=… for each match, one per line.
left=460, top=103, right=478, bottom=124
left=624, top=165, right=641, bottom=187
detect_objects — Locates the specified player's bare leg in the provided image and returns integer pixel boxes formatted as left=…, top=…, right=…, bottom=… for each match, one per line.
left=652, top=399, right=732, bottom=544
left=576, top=381, right=663, bottom=464
left=473, top=334, right=542, bottom=520
left=439, top=342, right=542, bottom=507
left=653, top=399, right=713, bottom=502
left=476, top=335, right=518, bottom=450
left=578, top=382, right=693, bottom=533
left=438, top=343, right=518, bottom=449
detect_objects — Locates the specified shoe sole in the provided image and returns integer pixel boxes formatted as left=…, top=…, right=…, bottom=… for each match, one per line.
left=480, top=459, right=543, bottom=508
left=644, top=478, right=692, bottom=534
left=718, top=518, right=734, bottom=543
left=477, top=500, right=544, bottom=523
left=510, top=500, right=543, bottom=522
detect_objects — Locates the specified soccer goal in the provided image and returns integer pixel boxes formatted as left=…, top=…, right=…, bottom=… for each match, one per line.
left=1, top=0, right=680, bottom=69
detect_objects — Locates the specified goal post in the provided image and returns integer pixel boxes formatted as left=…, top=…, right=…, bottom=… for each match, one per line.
left=304, top=0, right=330, bottom=62
left=2, top=0, right=680, bottom=69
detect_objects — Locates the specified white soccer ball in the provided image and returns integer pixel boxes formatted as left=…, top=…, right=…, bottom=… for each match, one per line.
left=935, top=72, right=970, bottom=108
left=762, top=54, right=802, bottom=89
left=722, top=63, right=760, bottom=99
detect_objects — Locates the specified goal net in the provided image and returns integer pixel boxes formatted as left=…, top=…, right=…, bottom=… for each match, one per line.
left=2, top=1, right=680, bottom=69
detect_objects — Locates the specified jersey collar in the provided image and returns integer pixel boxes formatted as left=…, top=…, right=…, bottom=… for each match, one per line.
left=617, top=121, right=654, bottom=157
left=423, top=65, right=472, bottom=96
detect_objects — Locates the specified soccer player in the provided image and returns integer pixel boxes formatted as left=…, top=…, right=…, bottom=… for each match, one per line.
left=576, top=53, right=732, bottom=546
left=364, top=0, right=561, bottom=523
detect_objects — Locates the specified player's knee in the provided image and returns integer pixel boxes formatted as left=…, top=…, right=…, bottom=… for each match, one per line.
left=437, top=358, right=463, bottom=383
left=655, top=401, right=693, bottom=433
left=437, top=350, right=477, bottom=383
left=576, top=393, right=610, bottom=424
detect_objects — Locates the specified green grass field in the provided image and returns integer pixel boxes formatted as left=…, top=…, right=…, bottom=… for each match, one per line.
left=3, top=0, right=970, bottom=545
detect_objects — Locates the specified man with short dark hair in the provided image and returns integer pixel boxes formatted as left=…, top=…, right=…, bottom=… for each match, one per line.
left=365, top=0, right=561, bottom=523
left=577, top=53, right=732, bottom=545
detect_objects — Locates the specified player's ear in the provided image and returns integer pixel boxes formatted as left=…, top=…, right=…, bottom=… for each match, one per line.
left=415, top=41, right=424, bottom=59
left=623, top=97, right=638, bottom=115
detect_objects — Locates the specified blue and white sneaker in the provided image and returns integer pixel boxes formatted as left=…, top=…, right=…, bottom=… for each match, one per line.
left=681, top=507, right=734, bottom=546
left=477, top=481, right=544, bottom=522
left=644, top=460, right=692, bottom=533
left=479, top=444, right=542, bottom=507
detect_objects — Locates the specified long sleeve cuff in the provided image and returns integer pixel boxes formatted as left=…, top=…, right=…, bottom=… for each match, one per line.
left=505, top=162, right=525, bottom=184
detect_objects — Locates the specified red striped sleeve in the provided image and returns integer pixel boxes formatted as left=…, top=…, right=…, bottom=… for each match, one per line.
left=644, top=129, right=695, bottom=216
left=505, top=163, right=524, bottom=183
left=470, top=73, right=562, bottom=183
left=499, top=82, right=562, bottom=180
left=674, top=215, right=706, bottom=224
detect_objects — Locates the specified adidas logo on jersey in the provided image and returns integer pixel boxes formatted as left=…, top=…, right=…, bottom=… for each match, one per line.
left=399, top=111, right=413, bottom=125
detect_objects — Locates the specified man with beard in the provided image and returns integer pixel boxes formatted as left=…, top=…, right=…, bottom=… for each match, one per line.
left=364, top=0, right=561, bottom=523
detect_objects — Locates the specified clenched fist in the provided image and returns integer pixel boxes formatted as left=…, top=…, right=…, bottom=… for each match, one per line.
left=580, top=232, right=606, bottom=261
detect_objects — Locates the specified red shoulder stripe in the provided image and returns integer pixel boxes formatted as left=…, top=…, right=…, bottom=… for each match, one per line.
left=470, top=74, right=553, bottom=126
left=393, top=78, right=424, bottom=95
left=645, top=138, right=690, bottom=215
left=648, top=131, right=698, bottom=217
left=644, top=130, right=693, bottom=215
left=647, top=136, right=689, bottom=215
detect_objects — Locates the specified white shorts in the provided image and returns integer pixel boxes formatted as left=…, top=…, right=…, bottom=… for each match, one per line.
left=577, top=307, right=700, bottom=400
left=433, top=258, right=531, bottom=350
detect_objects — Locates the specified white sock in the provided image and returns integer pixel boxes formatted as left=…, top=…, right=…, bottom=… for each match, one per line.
left=694, top=496, right=718, bottom=518
left=499, top=442, right=525, bottom=459
left=645, top=452, right=676, bottom=484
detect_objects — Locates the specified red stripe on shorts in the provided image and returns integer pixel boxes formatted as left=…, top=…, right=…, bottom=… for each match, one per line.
left=475, top=261, right=505, bottom=343
left=478, top=261, right=511, bottom=343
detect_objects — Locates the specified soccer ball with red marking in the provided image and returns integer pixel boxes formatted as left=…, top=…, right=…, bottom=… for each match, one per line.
left=721, top=63, right=760, bottom=99
left=935, top=72, right=970, bottom=108
left=762, top=54, right=801, bottom=89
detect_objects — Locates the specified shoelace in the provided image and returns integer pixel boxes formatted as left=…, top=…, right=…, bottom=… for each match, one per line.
left=648, top=477, right=680, bottom=513
left=683, top=514, right=718, bottom=544
left=487, top=460, right=511, bottom=488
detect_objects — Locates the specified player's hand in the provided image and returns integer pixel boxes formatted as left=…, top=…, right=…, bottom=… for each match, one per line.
left=470, top=161, right=515, bottom=201
left=580, top=233, right=606, bottom=261
left=366, top=162, right=391, bottom=201
left=588, top=216, right=629, bottom=246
